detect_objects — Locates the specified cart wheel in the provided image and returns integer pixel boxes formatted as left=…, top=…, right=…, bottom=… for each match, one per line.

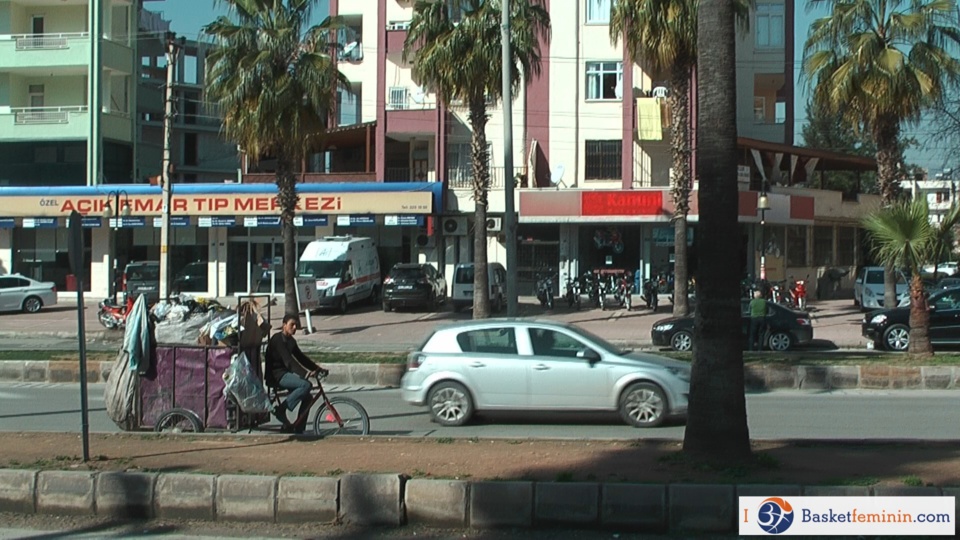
left=155, top=408, right=204, bottom=434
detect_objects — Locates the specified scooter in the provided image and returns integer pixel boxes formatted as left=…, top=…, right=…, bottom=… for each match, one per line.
left=98, top=295, right=135, bottom=329
left=536, top=273, right=555, bottom=310
left=789, top=277, right=808, bottom=310
left=565, top=276, right=581, bottom=310
left=615, top=272, right=633, bottom=311
left=641, top=278, right=659, bottom=310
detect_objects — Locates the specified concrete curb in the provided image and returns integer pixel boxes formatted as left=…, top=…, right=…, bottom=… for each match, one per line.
left=1, top=360, right=958, bottom=390
left=1, top=469, right=956, bottom=533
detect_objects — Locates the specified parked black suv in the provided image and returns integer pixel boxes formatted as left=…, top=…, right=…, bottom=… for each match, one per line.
left=382, top=263, right=447, bottom=312
left=172, top=261, right=208, bottom=294
left=122, top=261, right=160, bottom=303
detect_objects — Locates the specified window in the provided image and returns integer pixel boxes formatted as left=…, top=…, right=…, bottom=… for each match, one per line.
left=586, top=0, right=611, bottom=24
left=756, top=3, right=784, bottom=48
left=529, top=328, right=586, bottom=358
left=933, top=291, right=960, bottom=311
left=813, top=226, right=834, bottom=266
left=456, top=328, right=518, bottom=355
left=753, top=97, right=765, bottom=121
left=786, top=226, right=807, bottom=267
left=585, top=140, right=622, bottom=180
left=837, top=227, right=856, bottom=266
left=936, top=191, right=950, bottom=203
left=586, top=61, right=622, bottom=100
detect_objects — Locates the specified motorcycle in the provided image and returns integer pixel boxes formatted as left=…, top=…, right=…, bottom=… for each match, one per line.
left=565, top=276, right=582, bottom=310
left=98, top=295, right=135, bottom=329
left=536, top=273, right=555, bottom=310
left=614, top=272, right=633, bottom=311
left=641, top=278, right=659, bottom=310
left=788, top=277, right=808, bottom=310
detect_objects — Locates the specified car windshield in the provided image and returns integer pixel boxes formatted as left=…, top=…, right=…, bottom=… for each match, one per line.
left=390, top=267, right=425, bottom=280
left=127, top=265, right=159, bottom=280
left=298, top=260, right=346, bottom=279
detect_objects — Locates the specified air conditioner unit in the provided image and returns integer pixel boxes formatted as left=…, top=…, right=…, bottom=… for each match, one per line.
left=442, top=216, right=468, bottom=236
left=485, top=217, right=502, bottom=233
left=415, top=233, right=435, bottom=248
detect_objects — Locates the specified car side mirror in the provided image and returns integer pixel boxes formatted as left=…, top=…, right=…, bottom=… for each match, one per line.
left=577, top=348, right=601, bottom=364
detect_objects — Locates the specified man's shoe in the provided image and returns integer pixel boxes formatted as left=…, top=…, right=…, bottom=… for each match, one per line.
left=273, top=405, right=293, bottom=429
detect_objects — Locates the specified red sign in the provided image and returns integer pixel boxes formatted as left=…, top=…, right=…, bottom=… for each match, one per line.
left=581, top=191, right=663, bottom=216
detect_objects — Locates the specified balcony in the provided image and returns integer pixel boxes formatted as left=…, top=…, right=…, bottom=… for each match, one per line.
left=385, top=167, right=436, bottom=182
left=337, top=26, right=363, bottom=63
left=0, top=106, right=90, bottom=140
left=0, top=33, right=91, bottom=69
left=240, top=172, right=378, bottom=184
left=386, top=23, right=409, bottom=54
left=447, top=167, right=527, bottom=190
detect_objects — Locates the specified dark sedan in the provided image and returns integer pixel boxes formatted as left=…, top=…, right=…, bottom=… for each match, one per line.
left=861, top=287, right=960, bottom=351
left=651, top=300, right=813, bottom=352
left=382, top=263, right=447, bottom=312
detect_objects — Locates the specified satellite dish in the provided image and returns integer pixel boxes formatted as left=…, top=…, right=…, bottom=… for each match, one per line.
left=550, top=164, right=566, bottom=188
left=411, top=86, right=426, bottom=104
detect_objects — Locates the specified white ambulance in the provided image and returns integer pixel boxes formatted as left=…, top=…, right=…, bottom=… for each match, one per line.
left=297, top=236, right=381, bottom=313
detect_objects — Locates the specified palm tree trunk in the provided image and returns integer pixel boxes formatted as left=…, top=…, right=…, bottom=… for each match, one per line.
left=874, top=115, right=901, bottom=308
left=670, top=65, right=692, bottom=317
left=469, top=96, right=490, bottom=319
left=275, top=158, right=300, bottom=318
left=907, top=273, right=933, bottom=356
left=683, top=0, right=751, bottom=464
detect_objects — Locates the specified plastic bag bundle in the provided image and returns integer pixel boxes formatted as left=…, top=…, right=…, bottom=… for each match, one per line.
left=222, top=351, right=271, bottom=413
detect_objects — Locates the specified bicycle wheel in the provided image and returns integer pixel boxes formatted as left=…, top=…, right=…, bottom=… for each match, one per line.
left=313, top=397, right=370, bottom=437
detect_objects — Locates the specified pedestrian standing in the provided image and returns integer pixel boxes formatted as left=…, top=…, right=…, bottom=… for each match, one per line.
left=748, top=290, right=768, bottom=351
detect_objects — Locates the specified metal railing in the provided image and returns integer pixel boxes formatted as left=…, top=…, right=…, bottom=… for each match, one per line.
left=447, top=166, right=525, bottom=190
left=386, top=86, right=436, bottom=110
left=12, top=32, right=88, bottom=50
left=11, top=106, right=87, bottom=125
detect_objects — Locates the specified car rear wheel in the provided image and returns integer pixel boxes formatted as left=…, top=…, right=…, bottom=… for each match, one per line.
left=22, top=296, right=42, bottom=314
left=337, top=295, right=348, bottom=314
left=883, top=324, right=910, bottom=351
left=427, top=381, right=473, bottom=426
left=369, top=286, right=380, bottom=306
left=670, top=330, right=693, bottom=352
left=619, top=382, right=667, bottom=428
left=768, top=331, right=793, bottom=352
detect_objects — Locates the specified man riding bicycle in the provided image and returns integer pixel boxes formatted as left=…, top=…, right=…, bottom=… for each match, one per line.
left=265, top=314, right=329, bottom=433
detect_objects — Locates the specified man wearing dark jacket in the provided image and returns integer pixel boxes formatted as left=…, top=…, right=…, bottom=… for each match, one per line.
left=265, top=314, right=328, bottom=432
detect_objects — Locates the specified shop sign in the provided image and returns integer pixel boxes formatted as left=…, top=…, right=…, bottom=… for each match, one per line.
left=336, top=215, right=376, bottom=227
left=294, top=215, right=329, bottom=227
left=81, top=217, right=102, bottom=228
left=198, top=216, right=237, bottom=228
left=0, top=218, right=14, bottom=228
left=384, top=215, right=424, bottom=226
left=23, top=217, right=58, bottom=228
left=582, top=191, right=663, bottom=216
left=151, top=216, right=191, bottom=227
left=243, top=216, right=282, bottom=227
left=652, top=226, right=694, bottom=246
left=0, top=192, right=433, bottom=217
left=108, top=217, right=146, bottom=228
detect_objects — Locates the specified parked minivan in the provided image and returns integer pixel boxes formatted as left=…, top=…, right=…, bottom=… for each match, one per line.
left=451, top=262, right=506, bottom=313
left=122, top=261, right=160, bottom=304
left=854, top=266, right=908, bottom=310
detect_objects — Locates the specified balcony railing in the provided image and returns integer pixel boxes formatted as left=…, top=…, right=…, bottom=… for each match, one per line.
left=13, top=32, right=88, bottom=50
left=11, top=106, right=87, bottom=125
left=448, top=166, right=526, bottom=190
left=387, top=86, right=436, bottom=110
left=241, top=171, right=378, bottom=184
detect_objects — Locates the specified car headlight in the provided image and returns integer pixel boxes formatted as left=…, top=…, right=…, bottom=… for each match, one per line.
left=654, top=323, right=674, bottom=332
left=864, top=288, right=876, bottom=297
left=667, top=366, right=690, bottom=382
left=870, top=314, right=887, bottom=325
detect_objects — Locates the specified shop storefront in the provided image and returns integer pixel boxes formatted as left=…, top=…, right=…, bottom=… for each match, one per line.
left=0, top=182, right=443, bottom=298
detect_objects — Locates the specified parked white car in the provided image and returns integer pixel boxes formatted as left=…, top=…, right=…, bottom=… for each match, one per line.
left=854, top=266, right=908, bottom=310
left=922, top=262, right=958, bottom=276
left=0, top=273, right=57, bottom=313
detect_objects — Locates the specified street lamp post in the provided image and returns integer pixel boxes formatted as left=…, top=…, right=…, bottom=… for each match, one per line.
left=103, top=190, right=131, bottom=302
left=757, top=192, right=770, bottom=281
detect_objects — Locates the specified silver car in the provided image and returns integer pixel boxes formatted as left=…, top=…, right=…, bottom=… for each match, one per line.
left=400, top=319, right=689, bottom=428
left=0, top=273, right=57, bottom=313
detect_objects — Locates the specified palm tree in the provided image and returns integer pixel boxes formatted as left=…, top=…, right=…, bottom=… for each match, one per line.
left=204, top=0, right=344, bottom=317
left=610, top=0, right=750, bottom=317
left=682, top=0, right=751, bottom=464
left=803, top=0, right=960, bottom=307
left=862, top=200, right=960, bottom=355
left=404, top=0, right=550, bottom=319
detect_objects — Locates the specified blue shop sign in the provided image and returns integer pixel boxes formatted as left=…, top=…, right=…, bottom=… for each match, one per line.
left=23, top=217, right=58, bottom=228
left=152, top=216, right=190, bottom=227
left=198, top=216, right=236, bottom=228
left=0, top=218, right=15, bottom=228
left=81, top=217, right=102, bottom=228
left=294, top=215, right=328, bottom=227
left=336, top=214, right=376, bottom=227
left=108, top=217, right=146, bottom=228
left=243, top=216, right=281, bottom=227
left=384, top=215, right=424, bottom=227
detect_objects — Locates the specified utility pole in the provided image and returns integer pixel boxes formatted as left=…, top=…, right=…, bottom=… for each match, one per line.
left=159, top=32, right=181, bottom=302
left=502, top=0, right=518, bottom=316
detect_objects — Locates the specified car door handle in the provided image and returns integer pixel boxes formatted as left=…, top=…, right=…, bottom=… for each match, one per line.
left=468, top=361, right=486, bottom=368
left=533, top=364, right=550, bottom=371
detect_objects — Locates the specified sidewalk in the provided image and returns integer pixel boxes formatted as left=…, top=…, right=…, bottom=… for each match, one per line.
left=0, top=295, right=869, bottom=352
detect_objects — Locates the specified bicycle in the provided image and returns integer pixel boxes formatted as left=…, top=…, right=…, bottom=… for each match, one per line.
left=268, top=372, right=371, bottom=437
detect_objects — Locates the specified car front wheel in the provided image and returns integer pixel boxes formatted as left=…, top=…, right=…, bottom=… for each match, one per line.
left=22, top=296, right=42, bottom=314
left=427, top=381, right=474, bottom=426
left=883, top=324, right=910, bottom=351
left=619, top=382, right=667, bottom=428
left=768, top=331, right=793, bottom=352
left=670, top=330, right=693, bottom=352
